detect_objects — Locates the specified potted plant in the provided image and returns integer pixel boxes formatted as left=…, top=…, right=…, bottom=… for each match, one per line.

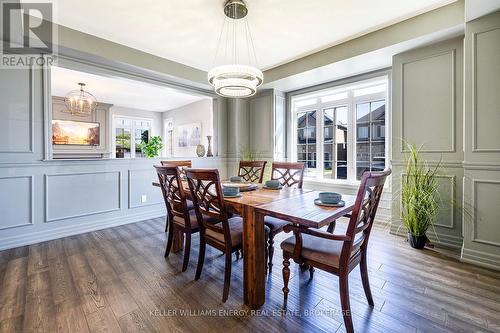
left=142, top=136, right=163, bottom=158
left=400, top=144, right=440, bottom=249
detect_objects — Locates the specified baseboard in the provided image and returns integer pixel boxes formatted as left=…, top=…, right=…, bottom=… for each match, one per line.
left=461, top=247, right=500, bottom=271
left=0, top=209, right=166, bottom=251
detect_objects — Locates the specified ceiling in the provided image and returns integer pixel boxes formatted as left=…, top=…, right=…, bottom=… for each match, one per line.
left=50, top=0, right=457, bottom=71
left=51, top=66, right=208, bottom=111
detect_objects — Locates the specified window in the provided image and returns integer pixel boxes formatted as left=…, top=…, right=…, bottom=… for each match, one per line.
left=113, top=116, right=152, bottom=158
left=291, top=76, right=388, bottom=182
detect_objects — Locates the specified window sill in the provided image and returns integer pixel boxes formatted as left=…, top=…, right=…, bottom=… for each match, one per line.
left=303, top=178, right=361, bottom=190
left=303, top=177, right=392, bottom=192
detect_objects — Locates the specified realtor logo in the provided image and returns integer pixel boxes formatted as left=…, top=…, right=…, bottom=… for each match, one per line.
left=1, top=1, right=56, bottom=67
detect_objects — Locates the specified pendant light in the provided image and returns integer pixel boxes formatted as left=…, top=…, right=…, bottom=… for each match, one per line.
left=63, top=82, right=98, bottom=116
left=208, top=0, right=263, bottom=98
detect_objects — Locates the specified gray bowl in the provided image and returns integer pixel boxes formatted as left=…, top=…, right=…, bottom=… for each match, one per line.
left=222, top=186, right=240, bottom=196
left=265, top=179, right=281, bottom=188
left=230, top=176, right=243, bottom=183
left=318, top=192, right=342, bottom=204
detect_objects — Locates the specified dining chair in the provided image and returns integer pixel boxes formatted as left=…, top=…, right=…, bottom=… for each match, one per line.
left=155, top=165, right=202, bottom=272
left=265, top=162, right=306, bottom=271
left=280, top=169, right=391, bottom=333
left=185, top=168, right=269, bottom=302
left=238, top=160, right=267, bottom=183
left=160, top=160, right=193, bottom=232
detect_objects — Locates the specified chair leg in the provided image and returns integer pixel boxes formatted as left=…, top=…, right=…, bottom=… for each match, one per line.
left=282, top=255, right=290, bottom=305
left=265, top=242, right=269, bottom=275
left=195, top=235, right=205, bottom=280
left=222, top=250, right=232, bottom=303
left=182, top=232, right=191, bottom=272
left=326, top=220, right=336, bottom=233
left=339, top=271, right=354, bottom=333
left=308, top=266, right=314, bottom=279
left=164, top=224, right=174, bottom=258
left=360, top=252, right=374, bottom=306
left=267, top=234, right=275, bottom=272
left=164, top=215, right=169, bottom=233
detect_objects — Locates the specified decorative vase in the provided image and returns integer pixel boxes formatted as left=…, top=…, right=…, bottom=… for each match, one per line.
left=196, top=144, right=206, bottom=157
left=408, top=233, right=426, bottom=249
left=206, top=135, right=213, bottom=157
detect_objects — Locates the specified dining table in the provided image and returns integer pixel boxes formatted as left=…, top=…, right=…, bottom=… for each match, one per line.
left=152, top=180, right=356, bottom=309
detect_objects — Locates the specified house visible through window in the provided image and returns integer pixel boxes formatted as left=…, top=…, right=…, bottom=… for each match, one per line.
left=113, top=116, right=152, bottom=158
left=291, top=76, right=388, bottom=182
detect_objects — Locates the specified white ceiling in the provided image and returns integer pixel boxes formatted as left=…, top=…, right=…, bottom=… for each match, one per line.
left=263, top=25, right=464, bottom=92
left=51, top=66, right=208, bottom=111
left=50, top=0, right=457, bottom=71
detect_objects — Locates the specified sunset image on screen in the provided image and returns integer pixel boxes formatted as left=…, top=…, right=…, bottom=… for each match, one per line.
left=52, top=120, right=100, bottom=146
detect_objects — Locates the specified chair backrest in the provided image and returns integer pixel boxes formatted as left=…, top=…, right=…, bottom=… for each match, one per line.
left=340, top=169, right=391, bottom=266
left=185, top=169, right=232, bottom=247
left=271, top=162, right=306, bottom=189
left=161, top=160, right=192, bottom=177
left=154, top=165, right=190, bottom=223
left=238, top=160, right=267, bottom=183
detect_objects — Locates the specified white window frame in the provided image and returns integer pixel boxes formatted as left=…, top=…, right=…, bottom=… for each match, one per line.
left=112, top=115, right=153, bottom=159
left=290, top=76, right=389, bottom=184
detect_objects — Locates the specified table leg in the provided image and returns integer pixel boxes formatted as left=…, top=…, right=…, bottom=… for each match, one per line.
left=242, top=206, right=265, bottom=309
left=172, top=229, right=184, bottom=253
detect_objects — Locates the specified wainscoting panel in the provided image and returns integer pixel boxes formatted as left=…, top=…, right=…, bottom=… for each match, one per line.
left=472, top=179, right=500, bottom=247
left=0, top=176, right=33, bottom=230
left=472, top=27, right=500, bottom=152
left=0, top=67, right=33, bottom=153
left=128, top=169, right=163, bottom=209
left=401, top=50, right=455, bottom=153
left=45, top=171, right=121, bottom=222
left=250, top=90, right=274, bottom=157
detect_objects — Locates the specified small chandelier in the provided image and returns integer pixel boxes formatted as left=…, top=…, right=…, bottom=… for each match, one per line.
left=63, top=82, right=98, bottom=116
left=208, top=0, right=263, bottom=98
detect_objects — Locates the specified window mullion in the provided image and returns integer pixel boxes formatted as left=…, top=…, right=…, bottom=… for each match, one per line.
left=316, top=103, right=322, bottom=180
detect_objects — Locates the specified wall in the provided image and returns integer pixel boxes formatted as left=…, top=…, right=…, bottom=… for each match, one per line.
left=162, top=99, right=213, bottom=157
left=462, top=11, right=500, bottom=270
left=391, top=37, right=465, bottom=249
left=0, top=62, right=227, bottom=251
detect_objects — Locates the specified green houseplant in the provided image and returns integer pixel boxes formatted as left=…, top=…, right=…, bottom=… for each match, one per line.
left=142, top=136, right=163, bottom=158
left=400, top=143, right=440, bottom=249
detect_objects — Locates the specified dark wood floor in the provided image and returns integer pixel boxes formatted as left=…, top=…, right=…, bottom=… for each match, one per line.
left=1, top=218, right=500, bottom=333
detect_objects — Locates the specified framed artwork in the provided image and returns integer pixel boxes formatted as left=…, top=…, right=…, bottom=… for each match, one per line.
left=177, top=122, right=201, bottom=147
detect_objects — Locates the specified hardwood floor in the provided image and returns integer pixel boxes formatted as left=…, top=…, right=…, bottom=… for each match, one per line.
left=1, top=217, right=500, bottom=333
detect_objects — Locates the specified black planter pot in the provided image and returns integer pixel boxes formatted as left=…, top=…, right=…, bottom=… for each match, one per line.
left=408, top=233, right=426, bottom=249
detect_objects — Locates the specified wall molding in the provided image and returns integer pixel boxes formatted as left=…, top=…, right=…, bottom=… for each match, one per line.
left=435, top=174, right=456, bottom=229
left=398, top=173, right=456, bottom=229
left=128, top=169, right=163, bottom=209
left=471, top=27, right=500, bottom=152
left=0, top=208, right=165, bottom=251
left=389, top=223, right=463, bottom=249
left=461, top=247, right=500, bottom=271
left=44, top=171, right=122, bottom=222
left=472, top=178, right=500, bottom=247
left=400, top=49, right=456, bottom=153
left=0, top=175, right=34, bottom=230
left=391, top=159, right=464, bottom=168
left=0, top=67, right=35, bottom=154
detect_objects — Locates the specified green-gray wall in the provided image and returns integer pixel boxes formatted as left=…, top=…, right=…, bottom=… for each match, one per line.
left=391, top=37, right=465, bottom=249
left=391, top=11, right=500, bottom=270
left=462, top=11, right=500, bottom=270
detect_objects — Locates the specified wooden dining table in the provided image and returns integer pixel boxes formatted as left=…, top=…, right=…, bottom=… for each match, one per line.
left=153, top=180, right=356, bottom=309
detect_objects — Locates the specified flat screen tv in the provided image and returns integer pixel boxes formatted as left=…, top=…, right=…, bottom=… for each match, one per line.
left=52, top=120, right=100, bottom=146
